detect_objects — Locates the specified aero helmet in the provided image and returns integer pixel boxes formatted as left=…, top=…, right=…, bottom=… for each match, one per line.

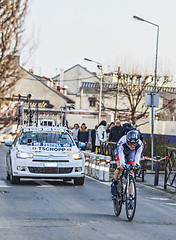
left=126, top=130, right=139, bottom=147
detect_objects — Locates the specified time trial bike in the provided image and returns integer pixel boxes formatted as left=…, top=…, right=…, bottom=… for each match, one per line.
left=113, top=164, right=137, bottom=221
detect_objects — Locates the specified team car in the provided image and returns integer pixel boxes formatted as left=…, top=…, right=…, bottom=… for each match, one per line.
left=5, top=126, right=85, bottom=185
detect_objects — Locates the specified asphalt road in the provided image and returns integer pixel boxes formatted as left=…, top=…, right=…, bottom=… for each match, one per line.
left=0, top=146, right=176, bottom=240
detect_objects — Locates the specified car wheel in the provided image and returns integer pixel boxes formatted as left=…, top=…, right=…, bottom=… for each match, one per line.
left=6, top=172, right=10, bottom=181
left=10, top=174, right=20, bottom=184
left=6, top=155, right=10, bottom=180
left=10, top=166, right=20, bottom=184
left=74, top=177, right=84, bottom=185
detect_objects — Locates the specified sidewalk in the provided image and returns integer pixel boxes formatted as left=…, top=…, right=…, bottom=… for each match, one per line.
left=135, top=171, right=176, bottom=200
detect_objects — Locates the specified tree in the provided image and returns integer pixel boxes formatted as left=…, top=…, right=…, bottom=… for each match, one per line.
left=102, top=70, right=173, bottom=126
left=0, top=0, right=29, bottom=126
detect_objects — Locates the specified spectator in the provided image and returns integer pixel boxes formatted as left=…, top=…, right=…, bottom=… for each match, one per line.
left=94, top=120, right=107, bottom=153
left=72, top=123, right=79, bottom=146
left=97, top=120, right=107, bottom=143
left=91, top=125, right=98, bottom=152
left=110, top=122, right=115, bottom=129
left=123, top=122, right=143, bottom=142
left=78, top=123, right=89, bottom=149
left=106, top=124, right=111, bottom=141
left=123, top=122, right=136, bottom=135
left=109, top=119, right=125, bottom=142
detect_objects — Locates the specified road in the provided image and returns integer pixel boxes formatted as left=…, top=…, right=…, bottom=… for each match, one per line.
left=0, top=146, right=176, bottom=240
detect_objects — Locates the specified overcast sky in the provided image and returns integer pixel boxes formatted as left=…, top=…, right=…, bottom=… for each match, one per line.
left=21, top=0, right=176, bottom=82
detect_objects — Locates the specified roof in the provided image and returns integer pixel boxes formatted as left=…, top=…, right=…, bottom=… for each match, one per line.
left=81, top=81, right=115, bottom=89
left=22, top=126, right=68, bottom=133
left=22, top=68, right=75, bottom=104
left=52, top=64, right=98, bottom=80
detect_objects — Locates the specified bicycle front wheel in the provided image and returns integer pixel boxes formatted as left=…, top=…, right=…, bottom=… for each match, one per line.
left=125, top=174, right=136, bottom=221
left=113, top=180, right=123, bottom=216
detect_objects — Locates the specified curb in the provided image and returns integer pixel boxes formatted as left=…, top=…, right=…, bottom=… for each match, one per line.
left=136, top=181, right=176, bottom=201
left=86, top=175, right=176, bottom=201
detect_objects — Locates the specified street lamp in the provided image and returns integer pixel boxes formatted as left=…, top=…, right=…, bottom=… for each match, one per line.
left=133, top=15, right=159, bottom=170
left=84, top=58, right=103, bottom=123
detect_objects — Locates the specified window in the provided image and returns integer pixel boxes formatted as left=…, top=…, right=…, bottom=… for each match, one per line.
left=89, top=97, right=96, bottom=107
left=19, top=132, right=74, bottom=145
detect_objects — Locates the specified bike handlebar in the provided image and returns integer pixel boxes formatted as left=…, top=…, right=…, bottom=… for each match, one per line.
left=117, top=164, right=138, bottom=171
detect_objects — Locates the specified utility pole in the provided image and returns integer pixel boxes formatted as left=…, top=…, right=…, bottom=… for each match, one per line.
left=114, top=67, right=120, bottom=120
left=133, top=15, right=159, bottom=170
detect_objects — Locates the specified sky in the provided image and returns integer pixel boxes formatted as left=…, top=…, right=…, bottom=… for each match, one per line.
left=21, top=0, right=176, bottom=83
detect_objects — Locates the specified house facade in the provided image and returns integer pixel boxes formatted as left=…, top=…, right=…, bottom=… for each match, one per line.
left=53, top=66, right=176, bottom=134
left=4, top=63, right=176, bottom=134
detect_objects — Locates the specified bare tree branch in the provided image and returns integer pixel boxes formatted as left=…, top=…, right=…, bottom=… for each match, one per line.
left=0, top=0, right=29, bottom=126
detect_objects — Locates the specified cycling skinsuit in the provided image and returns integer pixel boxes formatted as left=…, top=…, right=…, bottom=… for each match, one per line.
left=114, top=135, right=144, bottom=167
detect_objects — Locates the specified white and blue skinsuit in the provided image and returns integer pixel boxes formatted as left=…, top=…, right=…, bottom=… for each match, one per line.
left=114, top=136, right=144, bottom=167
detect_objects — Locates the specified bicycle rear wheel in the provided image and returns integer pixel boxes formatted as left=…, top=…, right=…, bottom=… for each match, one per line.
left=125, top=174, right=136, bottom=221
left=113, top=181, right=123, bottom=216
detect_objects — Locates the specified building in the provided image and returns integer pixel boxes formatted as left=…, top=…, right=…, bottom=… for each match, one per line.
left=3, top=62, right=176, bottom=134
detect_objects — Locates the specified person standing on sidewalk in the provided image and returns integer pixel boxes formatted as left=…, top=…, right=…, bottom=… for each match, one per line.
left=72, top=123, right=79, bottom=146
left=91, top=125, right=98, bottom=152
left=78, top=123, right=89, bottom=150
left=109, top=119, right=125, bottom=142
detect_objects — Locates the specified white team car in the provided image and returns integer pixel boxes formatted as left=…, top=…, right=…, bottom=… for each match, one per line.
left=5, top=126, right=85, bottom=185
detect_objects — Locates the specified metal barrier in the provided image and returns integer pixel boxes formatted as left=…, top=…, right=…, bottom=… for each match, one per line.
left=164, top=147, right=176, bottom=189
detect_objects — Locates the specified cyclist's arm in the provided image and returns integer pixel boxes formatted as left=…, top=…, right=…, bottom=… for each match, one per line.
left=118, top=145, right=125, bottom=167
left=135, top=141, right=144, bottom=166
left=114, top=142, right=119, bottom=158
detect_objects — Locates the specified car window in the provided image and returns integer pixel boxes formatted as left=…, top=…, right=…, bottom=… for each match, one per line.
left=18, top=131, right=75, bottom=145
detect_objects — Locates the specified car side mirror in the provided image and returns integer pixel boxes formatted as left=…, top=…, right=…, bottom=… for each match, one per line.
left=78, top=142, right=86, bottom=149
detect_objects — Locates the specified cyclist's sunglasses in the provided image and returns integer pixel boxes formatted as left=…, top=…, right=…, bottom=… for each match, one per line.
left=128, top=142, right=138, bottom=147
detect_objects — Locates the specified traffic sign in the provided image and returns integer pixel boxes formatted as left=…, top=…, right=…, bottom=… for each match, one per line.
left=145, top=92, right=159, bottom=107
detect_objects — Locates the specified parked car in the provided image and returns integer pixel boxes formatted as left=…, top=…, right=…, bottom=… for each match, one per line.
left=5, top=126, right=85, bottom=185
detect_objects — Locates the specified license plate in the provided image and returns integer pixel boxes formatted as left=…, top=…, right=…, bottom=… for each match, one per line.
left=44, top=162, right=57, bottom=167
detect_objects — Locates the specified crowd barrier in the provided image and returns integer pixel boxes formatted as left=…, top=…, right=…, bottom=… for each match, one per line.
left=82, top=151, right=111, bottom=182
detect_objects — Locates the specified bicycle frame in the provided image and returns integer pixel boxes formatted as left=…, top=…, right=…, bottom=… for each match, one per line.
left=113, top=165, right=137, bottom=221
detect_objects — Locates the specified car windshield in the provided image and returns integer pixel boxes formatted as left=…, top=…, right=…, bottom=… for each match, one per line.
left=18, top=131, right=74, bottom=145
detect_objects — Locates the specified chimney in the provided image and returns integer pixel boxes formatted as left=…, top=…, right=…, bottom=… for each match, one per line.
left=62, top=85, right=68, bottom=95
left=60, top=68, right=64, bottom=87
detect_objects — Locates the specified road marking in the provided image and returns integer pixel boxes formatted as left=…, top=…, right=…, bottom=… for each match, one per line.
left=136, top=182, right=176, bottom=200
left=0, top=180, right=10, bottom=187
left=148, top=197, right=170, bottom=201
left=86, top=175, right=111, bottom=186
left=165, top=203, right=176, bottom=206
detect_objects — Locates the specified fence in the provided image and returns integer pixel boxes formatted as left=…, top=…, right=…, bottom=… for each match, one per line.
left=164, top=147, right=176, bottom=189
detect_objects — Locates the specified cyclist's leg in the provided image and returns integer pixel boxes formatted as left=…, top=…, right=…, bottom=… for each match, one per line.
left=129, top=171, right=135, bottom=195
left=115, top=157, right=124, bottom=179
left=111, top=161, right=122, bottom=197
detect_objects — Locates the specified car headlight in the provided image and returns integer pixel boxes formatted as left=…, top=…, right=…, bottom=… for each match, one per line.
left=16, top=151, right=33, bottom=159
left=72, top=153, right=82, bottom=160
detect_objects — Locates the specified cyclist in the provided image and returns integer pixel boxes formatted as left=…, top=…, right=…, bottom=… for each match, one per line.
left=111, top=130, right=144, bottom=208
